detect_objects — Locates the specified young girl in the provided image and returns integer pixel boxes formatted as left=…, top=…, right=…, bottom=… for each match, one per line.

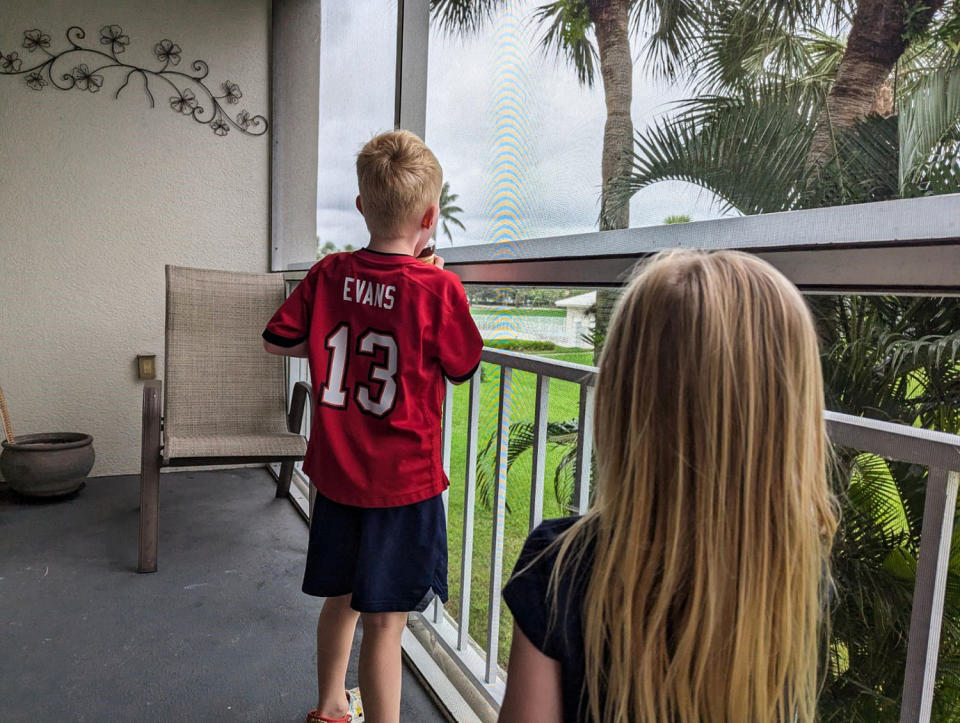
left=500, top=250, right=838, bottom=722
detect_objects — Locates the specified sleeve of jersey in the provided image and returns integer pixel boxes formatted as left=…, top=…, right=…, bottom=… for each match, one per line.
left=438, top=283, right=483, bottom=383
left=262, top=270, right=315, bottom=347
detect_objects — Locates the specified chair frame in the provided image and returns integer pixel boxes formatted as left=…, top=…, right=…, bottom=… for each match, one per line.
left=138, top=379, right=312, bottom=573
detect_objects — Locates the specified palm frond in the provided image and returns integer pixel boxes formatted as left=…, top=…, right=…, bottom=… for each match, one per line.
left=438, top=180, right=466, bottom=243
left=847, top=453, right=911, bottom=539
left=676, top=3, right=845, bottom=93
left=823, top=457, right=918, bottom=720
left=476, top=419, right=581, bottom=511
left=631, top=0, right=705, bottom=80
left=889, top=330, right=960, bottom=374
left=899, top=66, right=960, bottom=193
left=532, top=0, right=598, bottom=87
left=811, top=296, right=914, bottom=420
left=805, top=114, right=900, bottom=207
left=733, top=0, right=848, bottom=31
left=607, top=84, right=818, bottom=218
left=430, top=0, right=509, bottom=36
left=792, top=28, right=846, bottom=90
left=441, top=219, right=466, bottom=243
left=552, top=446, right=577, bottom=511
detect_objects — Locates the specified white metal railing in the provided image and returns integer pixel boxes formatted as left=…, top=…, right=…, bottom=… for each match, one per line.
left=424, top=348, right=599, bottom=706
left=822, top=413, right=960, bottom=722
left=278, top=336, right=960, bottom=722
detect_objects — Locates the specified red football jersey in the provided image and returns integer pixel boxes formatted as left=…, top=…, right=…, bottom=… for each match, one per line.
left=263, top=248, right=483, bottom=508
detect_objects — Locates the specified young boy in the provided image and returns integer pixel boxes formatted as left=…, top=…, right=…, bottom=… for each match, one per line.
left=262, top=130, right=483, bottom=723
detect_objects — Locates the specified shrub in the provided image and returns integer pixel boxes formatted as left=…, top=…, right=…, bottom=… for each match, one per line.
left=483, top=339, right=557, bottom=352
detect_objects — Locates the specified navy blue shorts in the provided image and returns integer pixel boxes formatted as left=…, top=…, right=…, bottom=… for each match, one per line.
left=302, top=492, right=448, bottom=613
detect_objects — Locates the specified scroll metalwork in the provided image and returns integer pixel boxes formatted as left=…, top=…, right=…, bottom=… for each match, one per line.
left=1, top=26, right=268, bottom=137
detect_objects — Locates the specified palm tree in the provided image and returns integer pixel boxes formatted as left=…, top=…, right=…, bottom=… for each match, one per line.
left=432, top=0, right=877, bottom=357
left=432, top=0, right=635, bottom=358
left=438, top=180, right=466, bottom=243
left=807, top=0, right=948, bottom=171
left=432, top=1, right=956, bottom=219
left=606, top=0, right=960, bottom=213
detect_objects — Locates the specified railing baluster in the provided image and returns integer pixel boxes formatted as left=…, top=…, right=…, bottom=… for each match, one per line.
left=442, top=379, right=454, bottom=478
left=458, top=368, right=482, bottom=652
left=900, top=467, right=960, bottom=723
left=529, top=374, right=549, bottom=531
left=286, top=356, right=295, bottom=417
left=573, top=383, right=595, bottom=514
left=486, top=366, right=512, bottom=683
left=434, top=379, right=455, bottom=624
left=441, top=379, right=454, bottom=518
left=304, top=362, right=311, bottom=440
left=300, top=357, right=311, bottom=477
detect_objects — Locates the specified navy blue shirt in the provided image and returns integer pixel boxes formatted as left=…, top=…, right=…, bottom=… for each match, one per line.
left=502, top=516, right=593, bottom=722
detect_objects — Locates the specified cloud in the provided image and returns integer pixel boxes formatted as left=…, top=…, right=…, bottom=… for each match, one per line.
left=317, top=0, right=734, bottom=249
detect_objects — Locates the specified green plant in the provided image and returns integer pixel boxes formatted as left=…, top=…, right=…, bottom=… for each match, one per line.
left=439, top=180, right=466, bottom=243
left=476, top=419, right=580, bottom=511
left=483, top=339, right=559, bottom=352
left=812, top=294, right=960, bottom=721
left=317, top=240, right=356, bottom=259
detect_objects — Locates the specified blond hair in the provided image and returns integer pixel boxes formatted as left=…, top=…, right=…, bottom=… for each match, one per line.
left=356, top=130, right=442, bottom=238
left=550, top=250, right=837, bottom=721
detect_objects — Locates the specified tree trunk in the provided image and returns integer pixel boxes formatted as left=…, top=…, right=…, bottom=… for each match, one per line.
left=588, top=1, right=633, bottom=361
left=807, top=0, right=944, bottom=170
left=589, top=0, right=634, bottom=231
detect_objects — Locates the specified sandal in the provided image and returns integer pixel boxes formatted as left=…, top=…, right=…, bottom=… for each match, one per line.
left=306, top=688, right=364, bottom=723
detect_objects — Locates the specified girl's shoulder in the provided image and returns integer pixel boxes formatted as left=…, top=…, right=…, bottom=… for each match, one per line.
left=524, top=516, right=581, bottom=554
left=514, top=516, right=590, bottom=585
left=504, top=515, right=591, bottom=661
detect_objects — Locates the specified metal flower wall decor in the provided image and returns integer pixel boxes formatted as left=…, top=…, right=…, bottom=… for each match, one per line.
left=1, top=25, right=268, bottom=138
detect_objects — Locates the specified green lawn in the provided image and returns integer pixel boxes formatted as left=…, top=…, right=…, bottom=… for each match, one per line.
left=442, top=348, right=594, bottom=669
left=470, top=307, right=567, bottom=318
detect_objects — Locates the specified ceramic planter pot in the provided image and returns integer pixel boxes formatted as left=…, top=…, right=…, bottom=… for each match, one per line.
left=0, top=433, right=94, bottom=497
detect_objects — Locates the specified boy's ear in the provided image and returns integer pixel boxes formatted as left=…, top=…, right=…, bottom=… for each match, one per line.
left=421, top=203, right=439, bottom=229
left=355, top=195, right=363, bottom=215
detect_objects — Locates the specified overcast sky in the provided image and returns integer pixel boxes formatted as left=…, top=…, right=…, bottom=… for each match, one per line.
left=317, top=0, right=734, bottom=250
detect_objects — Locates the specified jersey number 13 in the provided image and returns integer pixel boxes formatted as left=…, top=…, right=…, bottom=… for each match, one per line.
left=319, top=324, right=398, bottom=417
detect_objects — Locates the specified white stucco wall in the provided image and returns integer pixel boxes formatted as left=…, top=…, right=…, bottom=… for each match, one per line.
left=0, top=0, right=271, bottom=477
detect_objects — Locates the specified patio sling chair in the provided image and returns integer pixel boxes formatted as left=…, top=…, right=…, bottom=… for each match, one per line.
left=138, top=266, right=311, bottom=573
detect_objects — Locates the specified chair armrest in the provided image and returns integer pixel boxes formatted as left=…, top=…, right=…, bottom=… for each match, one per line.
left=288, top=381, right=313, bottom=434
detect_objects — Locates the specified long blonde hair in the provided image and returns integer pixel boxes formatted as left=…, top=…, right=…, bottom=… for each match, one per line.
left=551, top=250, right=837, bottom=721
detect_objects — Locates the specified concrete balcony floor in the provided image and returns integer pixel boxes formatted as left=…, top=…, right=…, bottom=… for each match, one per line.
left=0, top=468, right=445, bottom=722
